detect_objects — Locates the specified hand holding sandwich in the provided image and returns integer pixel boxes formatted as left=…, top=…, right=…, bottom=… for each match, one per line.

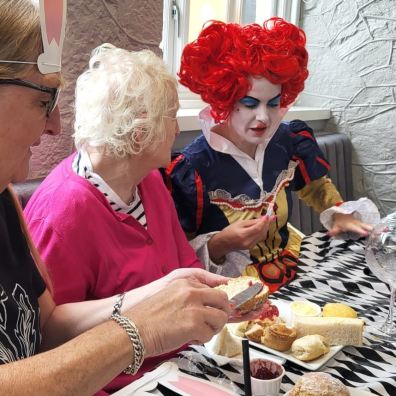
left=126, top=277, right=231, bottom=357
left=216, top=276, right=275, bottom=322
left=126, top=274, right=271, bottom=358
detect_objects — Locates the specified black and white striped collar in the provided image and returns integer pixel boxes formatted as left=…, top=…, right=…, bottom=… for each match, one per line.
left=72, top=150, right=141, bottom=214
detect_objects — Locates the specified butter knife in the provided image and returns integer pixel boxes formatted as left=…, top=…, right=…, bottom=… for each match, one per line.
left=229, top=282, right=263, bottom=310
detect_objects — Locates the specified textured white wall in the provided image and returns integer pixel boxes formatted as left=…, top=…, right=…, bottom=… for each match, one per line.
left=29, top=0, right=163, bottom=178
left=299, top=0, right=396, bottom=215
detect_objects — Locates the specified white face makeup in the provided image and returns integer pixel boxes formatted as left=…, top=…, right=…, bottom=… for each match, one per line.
left=225, top=77, right=285, bottom=157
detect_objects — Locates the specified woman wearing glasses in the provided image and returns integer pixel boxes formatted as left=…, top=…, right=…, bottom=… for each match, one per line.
left=23, top=42, right=225, bottom=393
left=0, top=1, right=232, bottom=394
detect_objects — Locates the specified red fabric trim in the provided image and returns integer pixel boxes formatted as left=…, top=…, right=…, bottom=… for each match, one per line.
left=315, top=156, right=331, bottom=170
left=166, top=154, right=184, bottom=175
left=194, top=171, right=204, bottom=230
left=292, top=155, right=311, bottom=184
left=291, top=130, right=314, bottom=140
left=280, top=249, right=299, bottom=259
left=164, top=154, right=184, bottom=193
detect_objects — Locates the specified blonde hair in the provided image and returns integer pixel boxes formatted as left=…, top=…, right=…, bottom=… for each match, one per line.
left=74, top=43, right=178, bottom=157
left=0, top=0, right=42, bottom=79
left=1, top=1, right=52, bottom=293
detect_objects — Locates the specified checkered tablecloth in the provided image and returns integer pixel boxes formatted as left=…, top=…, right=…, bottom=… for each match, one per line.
left=167, top=232, right=396, bottom=395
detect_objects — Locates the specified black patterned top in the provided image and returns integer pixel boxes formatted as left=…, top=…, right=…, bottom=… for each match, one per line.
left=0, top=189, right=45, bottom=363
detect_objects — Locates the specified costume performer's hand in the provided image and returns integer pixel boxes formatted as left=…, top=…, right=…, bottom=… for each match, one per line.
left=207, top=216, right=275, bottom=263
left=328, top=212, right=373, bottom=237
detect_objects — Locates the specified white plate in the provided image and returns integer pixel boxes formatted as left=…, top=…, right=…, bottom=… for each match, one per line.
left=285, top=387, right=375, bottom=395
left=228, top=299, right=344, bottom=371
left=204, top=335, right=286, bottom=366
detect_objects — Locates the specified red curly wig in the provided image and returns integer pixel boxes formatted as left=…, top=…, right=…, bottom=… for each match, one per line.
left=178, top=18, right=309, bottom=123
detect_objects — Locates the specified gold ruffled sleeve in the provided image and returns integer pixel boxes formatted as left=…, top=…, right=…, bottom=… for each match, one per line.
left=297, top=176, right=343, bottom=213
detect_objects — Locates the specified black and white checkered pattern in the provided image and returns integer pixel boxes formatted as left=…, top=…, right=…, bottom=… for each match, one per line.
left=170, top=232, right=396, bottom=395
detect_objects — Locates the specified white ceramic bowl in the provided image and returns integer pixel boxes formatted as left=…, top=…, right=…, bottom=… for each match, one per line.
left=250, top=358, right=285, bottom=396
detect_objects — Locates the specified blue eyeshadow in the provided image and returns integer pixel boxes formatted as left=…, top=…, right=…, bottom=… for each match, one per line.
left=268, top=94, right=281, bottom=107
left=239, top=96, right=260, bottom=107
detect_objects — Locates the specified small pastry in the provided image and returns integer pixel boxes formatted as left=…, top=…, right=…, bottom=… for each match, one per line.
left=260, top=323, right=297, bottom=351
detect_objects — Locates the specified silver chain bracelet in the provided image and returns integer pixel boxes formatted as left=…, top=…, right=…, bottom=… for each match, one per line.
left=110, top=293, right=145, bottom=375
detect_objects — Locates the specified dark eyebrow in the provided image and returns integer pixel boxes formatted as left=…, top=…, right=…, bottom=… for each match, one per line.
left=239, top=96, right=260, bottom=105
left=242, top=96, right=259, bottom=101
left=242, top=94, right=281, bottom=103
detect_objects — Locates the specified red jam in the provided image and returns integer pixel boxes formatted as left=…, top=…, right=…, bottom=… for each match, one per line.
left=252, top=366, right=279, bottom=380
left=250, top=359, right=283, bottom=381
left=258, top=301, right=279, bottom=320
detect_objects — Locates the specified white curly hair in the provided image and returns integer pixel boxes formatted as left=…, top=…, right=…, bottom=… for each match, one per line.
left=73, top=43, right=178, bottom=156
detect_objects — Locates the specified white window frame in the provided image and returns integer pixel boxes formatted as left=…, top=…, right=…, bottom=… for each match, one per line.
left=162, top=1, right=329, bottom=131
left=163, top=0, right=301, bottom=108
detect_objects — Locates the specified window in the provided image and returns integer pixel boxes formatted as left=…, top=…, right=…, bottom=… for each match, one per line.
left=162, top=0, right=301, bottom=108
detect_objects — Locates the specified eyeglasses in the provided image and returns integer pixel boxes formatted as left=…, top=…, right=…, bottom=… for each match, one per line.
left=0, top=78, right=60, bottom=117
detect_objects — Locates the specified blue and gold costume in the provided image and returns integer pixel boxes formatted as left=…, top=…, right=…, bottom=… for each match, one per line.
left=164, top=119, right=342, bottom=292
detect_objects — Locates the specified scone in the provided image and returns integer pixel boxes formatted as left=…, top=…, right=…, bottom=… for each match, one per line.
left=291, top=335, right=330, bottom=361
left=261, top=323, right=297, bottom=352
left=216, top=276, right=269, bottom=314
left=322, top=303, right=358, bottom=318
left=289, top=372, right=350, bottom=396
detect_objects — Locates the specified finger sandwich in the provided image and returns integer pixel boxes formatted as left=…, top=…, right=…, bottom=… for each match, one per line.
left=294, top=316, right=364, bottom=346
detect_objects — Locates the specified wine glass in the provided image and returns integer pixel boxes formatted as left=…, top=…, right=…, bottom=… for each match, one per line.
left=365, top=211, right=396, bottom=336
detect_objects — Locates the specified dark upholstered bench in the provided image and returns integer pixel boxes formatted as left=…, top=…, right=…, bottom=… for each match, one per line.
left=12, top=178, right=44, bottom=209
left=13, top=132, right=352, bottom=234
left=289, top=132, right=353, bottom=234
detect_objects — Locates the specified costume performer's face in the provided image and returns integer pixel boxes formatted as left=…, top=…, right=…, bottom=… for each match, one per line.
left=226, top=77, right=285, bottom=156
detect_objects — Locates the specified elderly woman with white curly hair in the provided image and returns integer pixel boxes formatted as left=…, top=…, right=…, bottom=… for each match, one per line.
left=24, top=43, right=203, bottom=393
